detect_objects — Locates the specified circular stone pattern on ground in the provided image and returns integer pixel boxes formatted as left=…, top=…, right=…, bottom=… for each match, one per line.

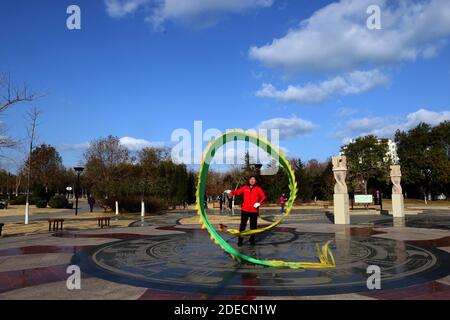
left=374, top=212, right=450, bottom=230
left=72, top=229, right=450, bottom=296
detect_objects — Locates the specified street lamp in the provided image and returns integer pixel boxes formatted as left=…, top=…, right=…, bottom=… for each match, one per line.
left=74, top=167, right=84, bottom=216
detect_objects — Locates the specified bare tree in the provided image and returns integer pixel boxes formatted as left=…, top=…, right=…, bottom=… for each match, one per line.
left=0, top=124, right=15, bottom=148
left=0, top=73, right=43, bottom=149
left=15, top=168, right=22, bottom=196
left=0, top=73, right=40, bottom=113
left=24, top=106, right=41, bottom=224
left=84, top=135, right=130, bottom=198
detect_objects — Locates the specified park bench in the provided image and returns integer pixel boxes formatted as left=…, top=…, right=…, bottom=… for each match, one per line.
left=97, top=217, right=111, bottom=229
left=0, top=223, right=4, bottom=236
left=48, top=219, right=64, bottom=232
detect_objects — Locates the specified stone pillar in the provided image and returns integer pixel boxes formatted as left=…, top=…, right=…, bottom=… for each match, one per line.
left=390, top=165, right=405, bottom=218
left=393, top=217, right=405, bottom=227
left=332, top=155, right=350, bottom=225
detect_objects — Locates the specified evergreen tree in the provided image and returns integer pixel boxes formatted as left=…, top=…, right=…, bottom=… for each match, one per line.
left=342, top=135, right=390, bottom=194
left=396, top=123, right=450, bottom=198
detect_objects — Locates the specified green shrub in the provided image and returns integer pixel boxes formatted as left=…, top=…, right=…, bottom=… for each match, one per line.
left=31, top=196, right=44, bottom=205
left=98, top=196, right=167, bottom=213
left=48, top=195, right=69, bottom=209
left=32, top=186, right=55, bottom=202
left=145, top=197, right=167, bottom=213
left=35, top=198, right=47, bottom=208
left=10, top=195, right=28, bottom=205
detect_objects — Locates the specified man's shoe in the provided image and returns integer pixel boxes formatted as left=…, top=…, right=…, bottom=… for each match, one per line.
left=238, top=242, right=243, bottom=247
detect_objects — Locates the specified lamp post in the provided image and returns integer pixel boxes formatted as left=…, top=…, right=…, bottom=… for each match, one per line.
left=74, top=167, right=84, bottom=216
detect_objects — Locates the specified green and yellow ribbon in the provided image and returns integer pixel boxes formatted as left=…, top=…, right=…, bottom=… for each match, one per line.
left=196, top=130, right=336, bottom=269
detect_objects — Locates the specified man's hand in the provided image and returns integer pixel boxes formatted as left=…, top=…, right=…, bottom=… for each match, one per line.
left=254, top=202, right=261, bottom=209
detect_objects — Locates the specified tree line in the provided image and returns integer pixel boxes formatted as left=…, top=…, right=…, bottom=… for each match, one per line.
left=1, top=135, right=197, bottom=212
left=199, top=121, right=450, bottom=202
left=2, top=122, right=450, bottom=211
left=82, top=135, right=197, bottom=212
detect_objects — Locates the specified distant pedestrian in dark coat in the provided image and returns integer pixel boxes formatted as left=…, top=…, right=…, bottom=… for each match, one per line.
left=88, top=195, right=96, bottom=213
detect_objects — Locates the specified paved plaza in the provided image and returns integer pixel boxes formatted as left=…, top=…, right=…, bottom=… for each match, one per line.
left=1, top=207, right=450, bottom=300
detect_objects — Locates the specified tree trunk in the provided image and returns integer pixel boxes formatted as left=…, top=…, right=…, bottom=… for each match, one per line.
left=15, top=175, right=21, bottom=196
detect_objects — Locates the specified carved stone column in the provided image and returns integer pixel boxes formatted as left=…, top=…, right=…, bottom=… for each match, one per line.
left=390, top=165, right=405, bottom=218
left=332, top=156, right=350, bottom=224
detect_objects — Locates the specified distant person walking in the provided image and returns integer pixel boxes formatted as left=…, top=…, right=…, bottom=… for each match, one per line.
left=218, top=194, right=223, bottom=212
left=88, top=195, right=96, bottom=213
left=279, top=194, right=287, bottom=214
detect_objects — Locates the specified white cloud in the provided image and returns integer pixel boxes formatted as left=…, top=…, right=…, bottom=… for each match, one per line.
left=105, top=0, right=273, bottom=29
left=256, top=116, right=316, bottom=139
left=119, top=136, right=165, bottom=151
left=59, top=137, right=165, bottom=152
left=346, top=117, right=385, bottom=133
left=336, top=107, right=358, bottom=117
left=105, top=0, right=151, bottom=18
left=249, top=0, right=450, bottom=73
left=339, top=108, right=450, bottom=141
left=404, top=109, right=450, bottom=128
left=256, top=69, right=388, bottom=103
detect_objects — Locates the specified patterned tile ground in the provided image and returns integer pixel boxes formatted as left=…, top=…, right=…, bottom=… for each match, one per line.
left=0, top=212, right=450, bottom=300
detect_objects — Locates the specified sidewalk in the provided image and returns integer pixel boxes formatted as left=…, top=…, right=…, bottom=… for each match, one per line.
left=0, top=201, right=134, bottom=237
left=0, top=202, right=92, bottom=224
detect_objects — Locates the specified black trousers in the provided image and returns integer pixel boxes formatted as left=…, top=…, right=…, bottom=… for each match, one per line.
left=238, top=211, right=258, bottom=245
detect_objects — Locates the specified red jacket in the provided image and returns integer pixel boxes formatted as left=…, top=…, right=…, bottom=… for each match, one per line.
left=230, top=185, right=266, bottom=213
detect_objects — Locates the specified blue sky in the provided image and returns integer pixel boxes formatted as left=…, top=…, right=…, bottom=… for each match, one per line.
left=1, top=0, right=450, bottom=170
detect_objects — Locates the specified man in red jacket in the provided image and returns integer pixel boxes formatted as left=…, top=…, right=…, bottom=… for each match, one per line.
left=226, top=176, right=266, bottom=246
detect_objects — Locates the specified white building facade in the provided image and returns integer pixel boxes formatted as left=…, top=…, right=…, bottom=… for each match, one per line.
left=341, top=138, right=399, bottom=164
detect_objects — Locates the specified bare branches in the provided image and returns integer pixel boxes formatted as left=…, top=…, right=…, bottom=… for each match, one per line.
left=25, top=105, right=41, bottom=205
left=0, top=73, right=44, bottom=150
left=0, top=124, right=15, bottom=148
left=0, top=73, right=43, bottom=114
left=25, top=106, right=41, bottom=144
left=0, top=137, right=16, bottom=148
